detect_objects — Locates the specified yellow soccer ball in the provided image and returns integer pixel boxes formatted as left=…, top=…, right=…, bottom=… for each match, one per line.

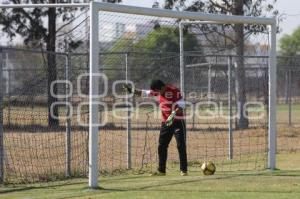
left=201, top=161, right=216, bottom=175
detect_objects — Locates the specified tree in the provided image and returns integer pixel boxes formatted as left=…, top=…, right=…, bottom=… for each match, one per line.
left=161, top=0, right=278, bottom=129
left=0, top=0, right=75, bottom=126
left=278, top=27, right=300, bottom=103
left=279, top=26, right=300, bottom=56
left=132, top=26, right=205, bottom=84
left=0, top=0, right=121, bottom=127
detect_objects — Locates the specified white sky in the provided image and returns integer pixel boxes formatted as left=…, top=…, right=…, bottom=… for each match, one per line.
left=272, top=0, right=300, bottom=39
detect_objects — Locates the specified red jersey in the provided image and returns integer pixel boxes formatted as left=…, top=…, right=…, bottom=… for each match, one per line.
left=150, top=84, right=183, bottom=122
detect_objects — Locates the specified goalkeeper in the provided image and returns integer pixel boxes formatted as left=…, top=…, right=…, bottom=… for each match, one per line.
left=124, top=79, right=187, bottom=176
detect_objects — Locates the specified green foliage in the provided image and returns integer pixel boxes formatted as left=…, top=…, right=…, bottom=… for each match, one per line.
left=107, top=26, right=203, bottom=56
left=279, top=26, right=300, bottom=56
left=111, top=37, right=135, bottom=52
left=159, top=0, right=279, bottom=41
left=132, top=26, right=204, bottom=85
left=133, top=26, right=202, bottom=53
left=105, top=26, right=204, bottom=85
left=102, top=37, right=134, bottom=79
left=134, top=27, right=178, bottom=52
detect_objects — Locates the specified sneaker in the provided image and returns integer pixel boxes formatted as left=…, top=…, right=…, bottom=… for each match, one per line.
left=180, top=171, right=188, bottom=176
left=149, top=171, right=166, bottom=176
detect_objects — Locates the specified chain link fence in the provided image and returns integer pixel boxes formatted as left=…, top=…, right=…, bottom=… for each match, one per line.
left=0, top=46, right=299, bottom=183
left=277, top=56, right=300, bottom=154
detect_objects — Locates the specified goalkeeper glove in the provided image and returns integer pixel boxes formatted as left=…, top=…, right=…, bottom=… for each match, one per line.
left=123, top=84, right=133, bottom=94
left=166, top=111, right=176, bottom=126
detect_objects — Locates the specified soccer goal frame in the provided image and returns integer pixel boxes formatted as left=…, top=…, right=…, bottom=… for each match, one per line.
left=0, top=1, right=277, bottom=189
left=89, top=1, right=276, bottom=188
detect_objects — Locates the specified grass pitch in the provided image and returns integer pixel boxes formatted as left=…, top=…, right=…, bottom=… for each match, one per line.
left=1, top=103, right=299, bottom=198
left=0, top=153, right=300, bottom=199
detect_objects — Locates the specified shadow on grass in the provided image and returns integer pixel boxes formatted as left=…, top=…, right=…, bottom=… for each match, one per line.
left=98, top=170, right=300, bottom=195
left=2, top=170, right=300, bottom=196
left=97, top=174, right=243, bottom=194
left=0, top=181, right=85, bottom=194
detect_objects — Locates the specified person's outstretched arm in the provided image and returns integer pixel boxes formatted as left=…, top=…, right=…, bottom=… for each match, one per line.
left=123, top=84, right=152, bottom=97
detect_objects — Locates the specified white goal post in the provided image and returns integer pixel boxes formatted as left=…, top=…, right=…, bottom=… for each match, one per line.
left=0, top=1, right=277, bottom=189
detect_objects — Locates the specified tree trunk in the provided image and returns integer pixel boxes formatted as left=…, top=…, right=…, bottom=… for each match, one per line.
left=47, top=2, right=59, bottom=127
left=233, top=0, right=249, bottom=129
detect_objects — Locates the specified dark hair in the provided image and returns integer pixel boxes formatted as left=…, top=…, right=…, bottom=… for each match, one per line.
left=150, top=79, right=165, bottom=90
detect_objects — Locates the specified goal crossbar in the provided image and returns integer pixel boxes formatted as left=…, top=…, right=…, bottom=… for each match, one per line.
left=93, top=2, right=276, bottom=25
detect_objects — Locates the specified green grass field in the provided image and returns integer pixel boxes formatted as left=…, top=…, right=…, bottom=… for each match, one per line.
left=1, top=153, right=299, bottom=199
left=0, top=105, right=300, bottom=199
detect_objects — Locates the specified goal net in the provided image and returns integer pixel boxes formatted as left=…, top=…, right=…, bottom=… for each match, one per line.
left=0, top=2, right=276, bottom=187
left=182, top=21, right=271, bottom=171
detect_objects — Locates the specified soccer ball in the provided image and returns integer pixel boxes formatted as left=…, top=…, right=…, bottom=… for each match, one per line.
left=201, top=161, right=216, bottom=175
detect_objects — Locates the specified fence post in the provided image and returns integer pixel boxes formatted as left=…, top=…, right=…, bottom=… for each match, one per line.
left=208, top=64, right=212, bottom=100
left=125, top=53, right=132, bottom=169
left=284, top=70, right=288, bottom=104
left=234, top=62, right=238, bottom=128
left=179, top=22, right=185, bottom=98
left=288, top=69, right=292, bottom=126
left=0, top=48, right=4, bottom=183
left=7, top=69, right=10, bottom=127
left=65, top=52, right=72, bottom=177
left=4, top=54, right=10, bottom=127
left=228, top=56, right=233, bottom=160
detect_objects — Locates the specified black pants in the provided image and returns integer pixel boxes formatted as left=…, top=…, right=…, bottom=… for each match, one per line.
left=158, top=120, right=187, bottom=173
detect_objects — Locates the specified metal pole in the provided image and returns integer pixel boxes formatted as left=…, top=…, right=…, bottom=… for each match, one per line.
left=192, top=72, right=195, bottom=129
left=89, top=1, right=99, bottom=188
left=228, top=56, right=233, bottom=159
left=0, top=48, right=4, bottom=183
left=288, top=69, right=292, bottom=126
left=65, top=51, right=71, bottom=177
left=179, top=21, right=187, bottom=145
left=126, top=53, right=132, bottom=169
left=284, top=71, right=288, bottom=104
left=192, top=102, right=195, bottom=130
left=268, top=23, right=277, bottom=170
left=7, top=70, right=10, bottom=127
left=179, top=22, right=185, bottom=98
left=208, top=64, right=212, bottom=99
left=4, top=54, right=10, bottom=127
left=234, top=62, right=239, bottom=129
